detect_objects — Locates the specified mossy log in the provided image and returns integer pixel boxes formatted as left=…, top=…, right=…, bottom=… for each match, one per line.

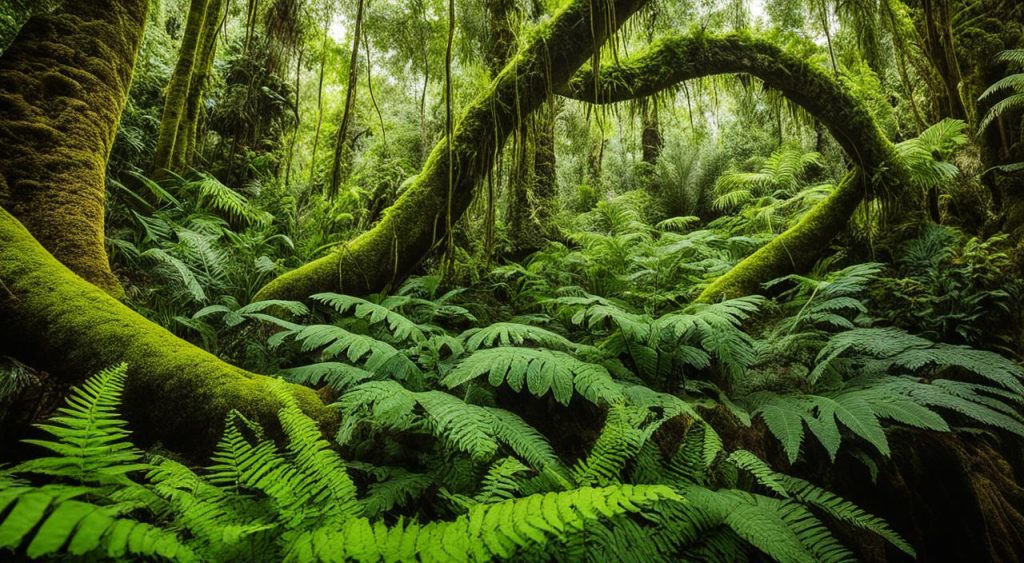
left=0, top=207, right=335, bottom=454
left=254, top=0, right=651, bottom=302
left=560, top=32, right=906, bottom=300
left=0, top=0, right=149, bottom=297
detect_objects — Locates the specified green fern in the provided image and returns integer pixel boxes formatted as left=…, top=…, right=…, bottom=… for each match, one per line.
left=312, top=293, right=429, bottom=344
left=461, top=322, right=577, bottom=352
left=442, top=347, right=624, bottom=406
left=15, top=364, right=146, bottom=483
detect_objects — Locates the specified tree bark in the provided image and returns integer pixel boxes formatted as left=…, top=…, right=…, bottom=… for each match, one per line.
left=0, top=0, right=149, bottom=297
left=255, top=0, right=651, bottom=302
left=0, top=0, right=333, bottom=455
left=172, top=0, right=227, bottom=171
left=0, top=207, right=334, bottom=454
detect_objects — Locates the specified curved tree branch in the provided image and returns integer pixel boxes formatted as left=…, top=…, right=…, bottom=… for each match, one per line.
left=559, top=32, right=905, bottom=300
left=254, top=0, right=651, bottom=302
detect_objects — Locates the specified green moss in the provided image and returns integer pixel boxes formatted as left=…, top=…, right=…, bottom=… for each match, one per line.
left=171, top=0, right=224, bottom=171
left=0, top=0, right=150, bottom=298
left=0, top=208, right=336, bottom=454
left=256, top=0, right=652, bottom=301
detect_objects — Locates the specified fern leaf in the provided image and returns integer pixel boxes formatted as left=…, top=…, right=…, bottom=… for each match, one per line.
left=781, top=475, right=916, bottom=557
left=17, top=364, right=147, bottom=483
left=461, top=322, right=576, bottom=352
left=443, top=347, right=623, bottom=406
left=312, top=293, right=428, bottom=343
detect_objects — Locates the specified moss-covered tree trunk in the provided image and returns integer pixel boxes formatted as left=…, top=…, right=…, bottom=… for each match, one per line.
left=255, top=0, right=651, bottom=301
left=560, top=32, right=903, bottom=300
left=487, top=0, right=559, bottom=258
left=0, top=208, right=334, bottom=454
left=0, top=0, right=150, bottom=297
left=698, top=172, right=865, bottom=301
left=172, top=0, right=227, bottom=171
left=0, top=0, right=332, bottom=454
left=151, top=0, right=211, bottom=175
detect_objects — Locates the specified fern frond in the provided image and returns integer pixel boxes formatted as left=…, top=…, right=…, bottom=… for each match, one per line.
left=572, top=406, right=653, bottom=487
left=461, top=322, right=576, bottom=352
left=274, top=324, right=422, bottom=381
left=780, top=475, right=916, bottom=557
left=475, top=457, right=530, bottom=503
left=312, top=293, right=428, bottom=343
left=363, top=469, right=434, bottom=517
left=17, top=364, right=146, bottom=484
left=727, top=450, right=788, bottom=497
left=443, top=347, right=624, bottom=406
left=0, top=481, right=195, bottom=561
left=287, top=485, right=680, bottom=562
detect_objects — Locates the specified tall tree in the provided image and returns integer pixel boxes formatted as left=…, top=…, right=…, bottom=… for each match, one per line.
left=255, top=0, right=651, bottom=301
left=172, top=0, right=229, bottom=171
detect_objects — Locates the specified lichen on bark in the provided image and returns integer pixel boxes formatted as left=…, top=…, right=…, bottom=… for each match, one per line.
left=0, top=0, right=150, bottom=297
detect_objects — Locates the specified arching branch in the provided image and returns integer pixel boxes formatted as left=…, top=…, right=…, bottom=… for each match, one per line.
left=559, top=32, right=905, bottom=300
left=254, top=0, right=651, bottom=302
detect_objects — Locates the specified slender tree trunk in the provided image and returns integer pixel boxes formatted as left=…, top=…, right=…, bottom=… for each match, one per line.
left=152, top=0, right=211, bottom=175
left=327, top=0, right=365, bottom=200
left=0, top=0, right=150, bottom=297
left=284, top=44, right=304, bottom=187
left=919, top=0, right=967, bottom=119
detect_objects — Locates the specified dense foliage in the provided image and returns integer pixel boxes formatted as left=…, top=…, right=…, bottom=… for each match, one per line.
left=2, top=0, right=1024, bottom=561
